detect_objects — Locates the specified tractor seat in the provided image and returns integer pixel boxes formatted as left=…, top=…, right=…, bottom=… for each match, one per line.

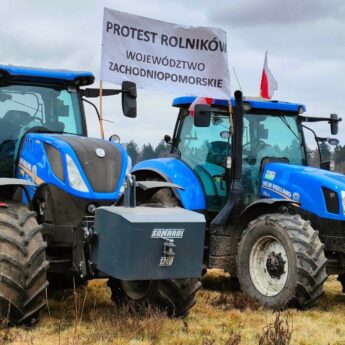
left=3, top=110, right=33, bottom=127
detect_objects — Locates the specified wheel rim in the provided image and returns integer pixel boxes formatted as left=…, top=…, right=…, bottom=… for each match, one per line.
left=249, top=235, right=288, bottom=297
left=121, top=280, right=152, bottom=300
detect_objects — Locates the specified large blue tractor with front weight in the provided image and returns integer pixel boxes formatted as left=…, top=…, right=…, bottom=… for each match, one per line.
left=0, top=65, right=205, bottom=325
left=132, top=91, right=345, bottom=309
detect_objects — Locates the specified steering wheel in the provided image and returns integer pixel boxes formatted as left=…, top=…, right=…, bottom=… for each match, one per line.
left=206, top=141, right=229, bottom=166
left=243, top=140, right=267, bottom=155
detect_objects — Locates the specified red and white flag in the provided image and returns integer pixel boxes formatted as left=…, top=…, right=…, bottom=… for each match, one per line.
left=188, top=97, right=213, bottom=116
left=260, top=52, right=278, bottom=99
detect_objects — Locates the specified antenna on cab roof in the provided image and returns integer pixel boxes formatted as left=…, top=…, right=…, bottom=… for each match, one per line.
left=232, top=67, right=243, bottom=93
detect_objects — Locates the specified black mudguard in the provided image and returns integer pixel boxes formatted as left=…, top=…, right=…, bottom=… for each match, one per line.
left=0, top=178, right=35, bottom=206
left=238, top=198, right=298, bottom=228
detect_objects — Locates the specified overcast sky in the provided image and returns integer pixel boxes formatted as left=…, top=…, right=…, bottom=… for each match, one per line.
left=1, top=0, right=344, bottom=147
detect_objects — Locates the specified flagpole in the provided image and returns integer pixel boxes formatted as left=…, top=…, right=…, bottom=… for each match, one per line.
left=99, top=80, right=105, bottom=139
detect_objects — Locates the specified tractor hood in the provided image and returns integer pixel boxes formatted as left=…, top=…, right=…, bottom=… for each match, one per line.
left=260, top=162, right=345, bottom=220
left=17, top=133, right=128, bottom=200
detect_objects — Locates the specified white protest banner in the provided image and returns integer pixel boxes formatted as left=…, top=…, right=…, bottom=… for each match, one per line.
left=101, top=8, right=230, bottom=100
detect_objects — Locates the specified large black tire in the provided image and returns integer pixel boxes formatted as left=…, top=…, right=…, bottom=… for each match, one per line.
left=150, top=187, right=180, bottom=207
left=107, top=278, right=201, bottom=317
left=0, top=203, right=48, bottom=325
left=237, top=213, right=327, bottom=309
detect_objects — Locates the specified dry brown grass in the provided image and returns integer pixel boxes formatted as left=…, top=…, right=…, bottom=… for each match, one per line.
left=3, top=270, right=345, bottom=345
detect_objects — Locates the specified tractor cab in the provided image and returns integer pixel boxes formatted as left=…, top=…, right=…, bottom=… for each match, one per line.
left=171, top=96, right=308, bottom=210
left=0, top=65, right=136, bottom=179
left=0, top=70, right=89, bottom=177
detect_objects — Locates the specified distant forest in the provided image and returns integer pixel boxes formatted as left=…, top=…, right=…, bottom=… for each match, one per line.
left=308, top=142, right=345, bottom=173
left=126, top=139, right=345, bottom=174
left=125, top=139, right=171, bottom=165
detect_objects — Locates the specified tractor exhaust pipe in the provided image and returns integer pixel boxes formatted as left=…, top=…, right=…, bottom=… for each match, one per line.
left=208, top=90, right=244, bottom=273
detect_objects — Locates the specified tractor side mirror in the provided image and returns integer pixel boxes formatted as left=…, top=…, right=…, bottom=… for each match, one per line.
left=194, top=104, right=211, bottom=127
left=320, top=160, right=335, bottom=171
left=328, top=138, right=339, bottom=146
left=330, top=114, right=339, bottom=135
left=220, top=131, right=230, bottom=139
left=164, top=134, right=172, bottom=144
left=109, top=134, right=121, bottom=143
left=122, top=81, right=137, bottom=118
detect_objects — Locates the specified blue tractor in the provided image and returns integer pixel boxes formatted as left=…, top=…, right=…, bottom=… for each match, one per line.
left=132, top=90, right=344, bottom=309
left=0, top=65, right=205, bottom=324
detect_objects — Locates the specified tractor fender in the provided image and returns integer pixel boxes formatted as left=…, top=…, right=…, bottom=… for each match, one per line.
left=209, top=198, right=296, bottom=274
left=132, top=158, right=206, bottom=211
left=238, top=198, right=297, bottom=229
left=0, top=178, right=36, bottom=207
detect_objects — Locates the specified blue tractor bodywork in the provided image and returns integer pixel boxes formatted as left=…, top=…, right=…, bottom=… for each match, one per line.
left=133, top=158, right=206, bottom=210
left=172, top=96, right=306, bottom=113
left=260, top=163, right=345, bottom=221
left=18, top=133, right=128, bottom=202
left=0, top=64, right=94, bottom=85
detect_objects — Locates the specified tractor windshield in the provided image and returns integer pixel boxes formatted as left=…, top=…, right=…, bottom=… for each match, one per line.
left=176, top=108, right=306, bottom=211
left=0, top=84, right=84, bottom=177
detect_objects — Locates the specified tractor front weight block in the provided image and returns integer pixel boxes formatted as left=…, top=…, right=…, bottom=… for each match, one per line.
left=91, top=206, right=205, bottom=280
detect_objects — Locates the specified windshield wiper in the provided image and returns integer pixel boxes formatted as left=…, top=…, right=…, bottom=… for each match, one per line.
left=277, top=115, right=301, bottom=142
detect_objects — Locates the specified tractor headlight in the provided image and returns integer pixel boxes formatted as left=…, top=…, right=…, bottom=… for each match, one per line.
left=66, top=154, right=89, bottom=192
left=341, top=191, right=345, bottom=215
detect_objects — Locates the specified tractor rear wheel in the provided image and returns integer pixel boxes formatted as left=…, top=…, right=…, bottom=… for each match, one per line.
left=237, top=213, right=327, bottom=309
left=107, top=277, right=201, bottom=317
left=0, top=202, right=48, bottom=325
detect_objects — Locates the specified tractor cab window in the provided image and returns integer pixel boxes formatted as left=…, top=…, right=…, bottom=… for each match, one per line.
left=242, top=113, right=305, bottom=202
left=177, top=109, right=231, bottom=212
left=0, top=84, right=84, bottom=177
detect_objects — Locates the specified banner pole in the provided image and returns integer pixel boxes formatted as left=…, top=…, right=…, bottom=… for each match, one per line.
left=99, top=80, right=105, bottom=139
left=229, top=98, right=234, bottom=135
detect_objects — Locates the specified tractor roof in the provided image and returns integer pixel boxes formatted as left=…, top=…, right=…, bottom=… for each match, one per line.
left=172, top=96, right=306, bottom=113
left=0, top=64, right=95, bottom=86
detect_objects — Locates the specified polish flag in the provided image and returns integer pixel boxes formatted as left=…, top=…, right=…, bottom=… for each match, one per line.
left=260, top=52, right=278, bottom=99
left=188, top=97, right=213, bottom=116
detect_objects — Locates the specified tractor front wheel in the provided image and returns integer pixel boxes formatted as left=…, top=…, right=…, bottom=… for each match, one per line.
left=237, top=213, right=327, bottom=309
left=0, top=202, right=48, bottom=325
left=107, top=278, right=201, bottom=317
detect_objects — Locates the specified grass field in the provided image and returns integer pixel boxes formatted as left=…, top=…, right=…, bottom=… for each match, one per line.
left=3, top=270, right=345, bottom=345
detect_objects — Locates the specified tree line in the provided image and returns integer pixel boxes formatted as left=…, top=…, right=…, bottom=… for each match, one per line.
left=126, top=139, right=345, bottom=174
left=307, top=142, right=345, bottom=173
left=125, top=139, right=171, bottom=165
